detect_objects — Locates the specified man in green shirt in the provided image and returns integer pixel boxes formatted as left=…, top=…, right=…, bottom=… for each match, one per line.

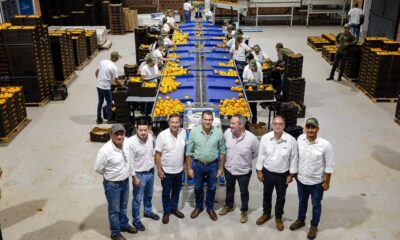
left=275, top=42, right=294, bottom=65
left=326, top=24, right=357, bottom=81
left=186, top=110, right=226, bottom=221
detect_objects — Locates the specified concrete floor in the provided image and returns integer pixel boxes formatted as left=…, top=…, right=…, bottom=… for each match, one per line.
left=1, top=26, right=400, bottom=240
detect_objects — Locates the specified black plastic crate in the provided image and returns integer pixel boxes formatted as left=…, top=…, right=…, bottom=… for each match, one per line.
left=50, top=83, right=68, bottom=101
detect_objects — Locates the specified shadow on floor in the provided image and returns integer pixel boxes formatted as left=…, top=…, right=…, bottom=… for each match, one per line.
left=371, top=145, right=400, bottom=172
left=79, top=204, right=109, bottom=238
left=18, top=220, right=78, bottom=240
left=69, top=114, right=97, bottom=126
left=0, top=199, right=47, bottom=229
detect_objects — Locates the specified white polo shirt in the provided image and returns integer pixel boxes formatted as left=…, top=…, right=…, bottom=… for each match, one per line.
left=163, top=23, right=170, bottom=33
left=184, top=2, right=193, bottom=11
left=153, top=49, right=164, bottom=65
left=155, top=128, right=187, bottom=174
left=252, top=51, right=269, bottom=64
left=229, top=43, right=251, bottom=62
left=167, top=16, right=175, bottom=25
left=243, top=63, right=263, bottom=84
left=141, top=64, right=159, bottom=82
left=96, top=59, right=118, bottom=90
left=296, top=134, right=335, bottom=185
left=348, top=8, right=363, bottom=25
left=163, top=37, right=173, bottom=48
left=128, top=134, right=155, bottom=173
left=224, top=129, right=259, bottom=175
left=94, top=140, right=132, bottom=181
left=256, top=131, right=298, bottom=174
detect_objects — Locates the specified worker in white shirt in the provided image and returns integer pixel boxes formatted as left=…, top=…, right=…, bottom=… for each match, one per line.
left=138, top=53, right=152, bottom=75
left=230, top=35, right=251, bottom=71
left=155, top=113, right=187, bottom=224
left=252, top=44, right=271, bottom=64
left=95, top=51, right=124, bottom=124
left=255, top=116, right=298, bottom=231
left=183, top=0, right=193, bottom=22
left=152, top=41, right=176, bottom=68
left=166, top=10, right=179, bottom=32
left=128, top=118, right=160, bottom=232
left=94, top=124, right=138, bottom=240
left=219, top=114, right=259, bottom=224
left=289, top=117, right=334, bottom=240
left=161, top=29, right=175, bottom=49
left=347, top=3, right=363, bottom=40
left=225, top=25, right=236, bottom=41
left=226, top=28, right=242, bottom=49
left=141, top=55, right=159, bottom=82
left=243, top=58, right=263, bottom=124
left=161, top=17, right=170, bottom=34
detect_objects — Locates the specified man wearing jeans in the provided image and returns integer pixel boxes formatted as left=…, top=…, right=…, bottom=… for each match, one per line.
left=219, top=114, right=259, bottom=223
left=155, top=114, right=187, bottom=224
left=128, top=118, right=159, bottom=232
left=290, top=118, right=335, bottom=240
left=183, top=0, right=193, bottom=22
left=255, top=116, right=298, bottom=231
left=95, top=51, right=123, bottom=124
left=94, top=124, right=137, bottom=240
left=186, top=110, right=226, bottom=221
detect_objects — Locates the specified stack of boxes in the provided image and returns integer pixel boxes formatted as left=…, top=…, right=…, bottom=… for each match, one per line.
left=113, top=88, right=130, bottom=124
left=134, top=27, right=149, bottom=64
left=307, top=36, right=331, bottom=50
left=49, top=30, right=76, bottom=83
left=85, top=3, right=96, bottom=26
left=322, top=45, right=336, bottom=63
left=85, top=30, right=98, bottom=57
left=69, top=29, right=88, bottom=67
left=0, top=86, right=27, bottom=138
left=0, top=15, right=55, bottom=104
left=344, top=43, right=362, bottom=79
left=109, top=4, right=125, bottom=35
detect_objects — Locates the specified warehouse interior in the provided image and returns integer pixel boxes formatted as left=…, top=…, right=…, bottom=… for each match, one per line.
left=1, top=0, right=400, bottom=240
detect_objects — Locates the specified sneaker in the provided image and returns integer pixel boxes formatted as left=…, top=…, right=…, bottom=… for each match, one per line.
left=111, top=233, right=126, bottom=240
left=240, top=212, right=248, bottom=223
left=326, top=77, right=333, bottom=81
left=218, top=207, right=234, bottom=216
left=132, top=221, right=145, bottom=231
left=290, top=219, right=306, bottom=231
left=121, top=225, right=137, bottom=234
left=144, top=212, right=160, bottom=220
left=256, top=214, right=271, bottom=225
left=96, top=118, right=103, bottom=124
left=275, top=218, right=284, bottom=231
left=307, top=225, right=318, bottom=239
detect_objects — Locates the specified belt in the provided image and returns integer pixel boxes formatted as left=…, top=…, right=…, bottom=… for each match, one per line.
left=103, top=178, right=128, bottom=184
left=136, top=168, right=154, bottom=174
left=264, top=168, right=289, bottom=177
left=194, top=159, right=217, bottom=166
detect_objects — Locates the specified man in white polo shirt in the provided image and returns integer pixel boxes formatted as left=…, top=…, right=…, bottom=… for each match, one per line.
left=290, top=117, right=334, bottom=240
left=94, top=124, right=137, bottom=240
left=255, top=115, right=298, bottom=231
left=128, top=118, right=160, bottom=232
left=155, top=114, right=187, bottom=224
left=218, top=114, right=259, bottom=224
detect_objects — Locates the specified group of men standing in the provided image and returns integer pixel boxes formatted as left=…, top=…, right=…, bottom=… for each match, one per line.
left=95, top=112, right=334, bottom=240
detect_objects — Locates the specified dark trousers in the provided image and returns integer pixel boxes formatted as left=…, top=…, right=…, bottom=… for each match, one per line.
left=224, top=169, right=252, bottom=212
left=329, top=52, right=347, bottom=79
left=97, top=87, right=113, bottom=121
left=0, top=225, right=2, bottom=240
left=271, top=71, right=282, bottom=95
left=249, top=102, right=258, bottom=124
left=161, top=171, right=183, bottom=213
left=262, top=168, right=288, bottom=218
left=296, top=179, right=324, bottom=226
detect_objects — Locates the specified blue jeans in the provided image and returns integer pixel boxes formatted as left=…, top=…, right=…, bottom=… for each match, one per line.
left=161, top=171, right=183, bottom=213
left=184, top=11, right=191, bottom=22
left=192, top=160, right=218, bottom=211
left=103, top=178, right=130, bottom=237
left=329, top=52, right=347, bottom=79
left=97, top=87, right=113, bottom=121
left=350, top=24, right=360, bottom=41
left=296, top=179, right=324, bottom=226
left=132, top=170, right=155, bottom=223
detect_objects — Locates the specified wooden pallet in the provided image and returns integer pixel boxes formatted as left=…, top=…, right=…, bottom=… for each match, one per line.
left=395, top=117, right=400, bottom=125
left=63, top=72, right=77, bottom=87
left=26, top=96, right=50, bottom=107
left=0, top=118, right=30, bottom=144
left=358, top=86, right=398, bottom=103
left=307, top=43, right=321, bottom=52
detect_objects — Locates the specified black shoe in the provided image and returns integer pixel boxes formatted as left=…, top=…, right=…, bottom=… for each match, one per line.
left=96, top=118, right=103, bottom=124
left=111, top=233, right=126, bottom=240
left=132, top=221, right=145, bottom=231
left=121, top=225, right=138, bottom=234
left=144, top=212, right=160, bottom=220
left=162, top=213, right=170, bottom=224
left=107, top=120, right=115, bottom=124
left=326, top=77, right=333, bottom=81
left=337, top=77, right=342, bottom=81
left=171, top=209, right=185, bottom=218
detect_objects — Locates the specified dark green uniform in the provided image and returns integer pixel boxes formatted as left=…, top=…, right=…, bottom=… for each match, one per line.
left=277, top=48, right=295, bottom=64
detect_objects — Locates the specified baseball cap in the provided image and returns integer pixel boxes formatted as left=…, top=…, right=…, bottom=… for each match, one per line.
left=344, top=23, right=349, bottom=28
left=236, top=28, right=243, bottom=35
left=253, top=44, right=261, bottom=51
left=249, top=59, right=258, bottom=70
left=111, top=123, right=126, bottom=134
left=305, top=117, right=319, bottom=127
left=147, top=54, right=156, bottom=62
left=111, top=51, right=122, bottom=58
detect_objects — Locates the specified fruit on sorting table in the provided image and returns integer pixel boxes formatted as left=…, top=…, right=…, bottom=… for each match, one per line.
left=218, top=59, right=234, bottom=67
left=143, top=82, right=157, bottom=88
left=238, top=93, right=243, bottom=98
left=153, top=98, right=185, bottom=117
left=234, top=79, right=239, bottom=84
left=1, top=86, right=21, bottom=93
left=168, top=53, right=180, bottom=58
left=215, top=69, right=238, bottom=76
left=172, top=31, right=189, bottom=45
left=164, top=65, right=188, bottom=76
left=230, top=86, right=243, bottom=92
left=184, top=96, right=190, bottom=99
left=159, top=76, right=181, bottom=94
left=219, top=98, right=250, bottom=117
left=130, top=76, right=141, bottom=82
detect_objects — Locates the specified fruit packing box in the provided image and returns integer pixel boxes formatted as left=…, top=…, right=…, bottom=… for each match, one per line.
left=244, top=84, right=274, bottom=101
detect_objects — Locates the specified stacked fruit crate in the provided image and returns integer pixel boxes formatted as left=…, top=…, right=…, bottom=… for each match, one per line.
left=0, top=15, right=55, bottom=104
left=277, top=102, right=298, bottom=127
left=0, top=86, right=27, bottom=138
left=68, top=29, right=88, bottom=67
left=113, top=88, right=130, bottom=124
left=344, top=43, right=362, bottom=79
left=0, top=23, right=12, bottom=81
left=321, top=45, right=336, bottom=64
left=49, top=30, right=76, bottom=83
left=284, top=53, right=303, bottom=78
left=85, top=30, right=98, bottom=57
left=283, top=77, right=305, bottom=104
left=307, top=36, right=331, bottom=50
left=109, top=4, right=125, bottom=35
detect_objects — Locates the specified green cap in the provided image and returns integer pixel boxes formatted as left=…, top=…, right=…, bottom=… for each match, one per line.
left=147, top=54, right=156, bottom=62
left=111, top=51, right=122, bottom=58
left=253, top=44, right=261, bottom=51
left=305, top=117, right=319, bottom=127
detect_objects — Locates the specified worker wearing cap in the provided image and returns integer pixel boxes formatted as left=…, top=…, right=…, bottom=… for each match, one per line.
left=94, top=124, right=138, bottom=240
left=225, top=25, right=236, bottom=40
left=161, top=29, right=175, bottom=49
left=326, top=24, right=357, bottom=81
left=95, top=51, right=124, bottom=124
left=243, top=59, right=263, bottom=124
left=166, top=10, right=179, bottom=31
left=152, top=41, right=176, bottom=68
left=290, top=118, right=335, bottom=240
left=138, top=53, right=153, bottom=75
left=252, top=44, right=271, bottom=64
left=141, top=55, right=159, bottom=82
left=226, top=29, right=243, bottom=49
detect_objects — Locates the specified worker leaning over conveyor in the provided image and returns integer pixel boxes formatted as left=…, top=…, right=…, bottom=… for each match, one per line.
left=166, top=9, right=179, bottom=32
left=141, top=55, right=159, bottom=83
left=229, top=35, right=251, bottom=70
left=251, top=44, right=271, bottom=65
left=152, top=41, right=176, bottom=68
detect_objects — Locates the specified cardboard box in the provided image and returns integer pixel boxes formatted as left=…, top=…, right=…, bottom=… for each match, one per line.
left=123, top=8, right=138, bottom=32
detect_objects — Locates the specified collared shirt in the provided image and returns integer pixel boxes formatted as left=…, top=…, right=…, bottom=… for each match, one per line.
left=153, top=49, right=164, bottom=66
left=163, top=23, right=170, bottom=33
left=138, top=61, right=147, bottom=74
left=96, top=59, right=118, bottom=90
left=336, top=32, right=356, bottom=54
left=186, top=125, right=226, bottom=162
left=256, top=131, right=298, bottom=174
left=296, top=134, right=335, bottom=185
left=252, top=51, right=269, bottom=64
left=167, top=16, right=175, bottom=25
left=243, top=63, right=263, bottom=84
left=127, top=134, right=155, bottom=173
left=224, top=129, right=259, bottom=175
left=348, top=7, right=363, bottom=25
left=230, top=42, right=251, bottom=62
left=163, top=37, right=173, bottom=48
left=141, top=63, right=159, bottom=82
left=184, top=2, right=193, bottom=11
left=94, top=140, right=132, bottom=181
left=155, top=128, right=187, bottom=174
